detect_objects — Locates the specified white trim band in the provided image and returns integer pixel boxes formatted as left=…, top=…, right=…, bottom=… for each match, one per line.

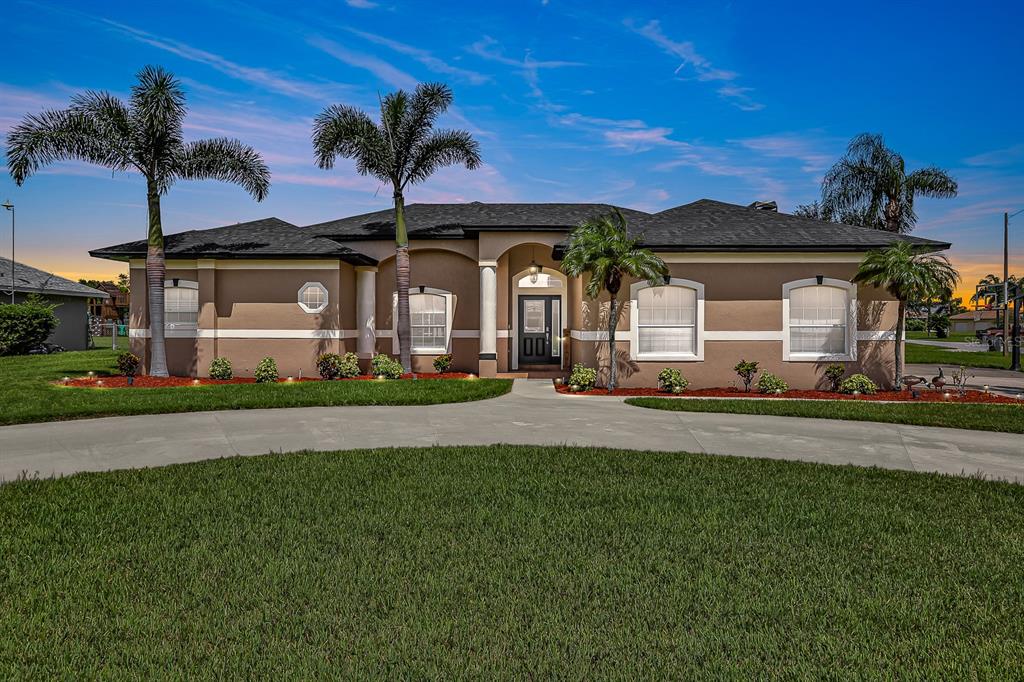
left=856, top=330, right=897, bottom=341
left=130, top=328, right=359, bottom=339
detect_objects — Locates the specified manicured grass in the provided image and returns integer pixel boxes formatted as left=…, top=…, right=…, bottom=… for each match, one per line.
left=905, top=330, right=977, bottom=343
left=2, top=445, right=1022, bottom=677
left=0, top=348, right=511, bottom=426
left=626, top=396, right=1024, bottom=433
left=905, top=342, right=1014, bottom=369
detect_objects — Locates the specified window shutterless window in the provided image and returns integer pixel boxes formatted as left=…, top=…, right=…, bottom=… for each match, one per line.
left=629, top=278, right=704, bottom=361
left=789, top=286, right=847, bottom=354
left=297, top=282, right=329, bottom=314
left=164, top=279, right=198, bottom=328
left=410, top=293, right=447, bottom=352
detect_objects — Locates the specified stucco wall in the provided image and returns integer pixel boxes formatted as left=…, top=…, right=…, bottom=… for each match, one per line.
left=12, top=292, right=90, bottom=350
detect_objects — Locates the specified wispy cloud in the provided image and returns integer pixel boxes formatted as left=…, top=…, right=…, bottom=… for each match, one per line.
left=731, top=133, right=835, bottom=173
left=347, top=29, right=490, bottom=85
left=100, top=19, right=343, bottom=101
left=308, top=35, right=418, bottom=90
left=345, top=0, right=377, bottom=7
left=964, top=144, right=1024, bottom=167
left=467, top=35, right=583, bottom=99
left=627, top=19, right=763, bottom=111
left=558, top=113, right=647, bottom=129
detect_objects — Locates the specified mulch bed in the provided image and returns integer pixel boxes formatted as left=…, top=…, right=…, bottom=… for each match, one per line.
left=554, top=383, right=1022, bottom=404
left=59, top=372, right=474, bottom=389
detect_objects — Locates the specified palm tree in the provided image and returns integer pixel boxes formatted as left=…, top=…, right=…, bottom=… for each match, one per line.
left=312, top=83, right=480, bottom=373
left=970, top=273, right=1003, bottom=308
left=822, top=133, right=957, bottom=234
left=853, top=241, right=959, bottom=385
left=6, top=66, right=270, bottom=376
left=561, top=209, right=667, bottom=391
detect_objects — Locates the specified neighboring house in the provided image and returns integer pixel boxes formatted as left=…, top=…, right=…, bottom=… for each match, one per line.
left=87, top=281, right=130, bottom=323
left=90, top=199, right=950, bottom=388
left=950, top=310, right=998, bottom=335
left=0, top=257, right=108, bottom=350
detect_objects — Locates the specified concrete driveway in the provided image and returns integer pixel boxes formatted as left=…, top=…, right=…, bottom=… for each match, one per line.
left=2, top=380, right=1021, bottom=483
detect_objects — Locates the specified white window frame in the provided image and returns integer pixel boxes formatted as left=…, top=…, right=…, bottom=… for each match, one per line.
left=782, top=278, right=857, bottom=361
left=628, top=277, right=705, bottom=361
left=392, top=287, right=455, bottom=355
left=297, top=281, right=329, bottom=314
left=164, top=279, right=198, bottom=330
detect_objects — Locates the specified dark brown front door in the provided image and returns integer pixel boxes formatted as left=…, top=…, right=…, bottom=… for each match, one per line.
left=519, top=295, right=557, bottom=364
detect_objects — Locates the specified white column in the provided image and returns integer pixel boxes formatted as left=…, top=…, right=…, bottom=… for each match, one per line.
left=479, top=261, right=497, bottom=360
left=356, top=267, right=377, bottom=358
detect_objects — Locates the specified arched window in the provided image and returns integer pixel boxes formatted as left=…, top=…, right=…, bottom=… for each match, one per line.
left=392, top=287, right=455, bottom=354
left=297, top=282, right=328, bottom=314
left=783, top=278, right=856, bottom=360
left=164, top=279, right=198, bottom=329
left=629, top=278, right=704, bottom=361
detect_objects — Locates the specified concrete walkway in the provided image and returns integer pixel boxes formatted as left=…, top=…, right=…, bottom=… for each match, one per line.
left=2, top=379, right=1022, bottom=483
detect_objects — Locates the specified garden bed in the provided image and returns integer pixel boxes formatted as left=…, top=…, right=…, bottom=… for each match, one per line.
left=60, top=372, right=474, bottom=389
left=555, top=383, right=1021, bottom=404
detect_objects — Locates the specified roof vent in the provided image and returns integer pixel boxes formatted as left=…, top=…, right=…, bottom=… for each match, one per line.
left=748, top=200, right=777, bottom=212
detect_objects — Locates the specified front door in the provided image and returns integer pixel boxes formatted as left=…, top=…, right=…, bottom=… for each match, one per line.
left=518, top=295, right=558, bottom=364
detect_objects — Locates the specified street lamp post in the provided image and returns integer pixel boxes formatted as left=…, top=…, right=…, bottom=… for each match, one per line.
left=2, top=200, right=12, bottom=305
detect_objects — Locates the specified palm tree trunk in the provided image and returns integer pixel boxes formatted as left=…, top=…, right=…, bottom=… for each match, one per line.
left=145, top=184, right=169, bottom=377
left=895, top=299, right=907, bottom=387
left=885, top=199, right=900, bottom=233
left=607, top=295, right=617, bottom=392
left=393, top=191, right=412, bottom=374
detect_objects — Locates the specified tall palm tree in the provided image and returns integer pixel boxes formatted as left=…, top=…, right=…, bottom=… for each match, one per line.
left=853, top=241, right=959, bottom=385
left=561, top=209, right=667, bottom=391
left=312, top=83, right=480, bottom=373
left=822, top=133, right=957, bottom=234
left=6, top=66, right=270, bottom=376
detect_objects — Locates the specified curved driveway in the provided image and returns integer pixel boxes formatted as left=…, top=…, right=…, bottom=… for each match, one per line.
left=1, top=380, right=1021, bottom=482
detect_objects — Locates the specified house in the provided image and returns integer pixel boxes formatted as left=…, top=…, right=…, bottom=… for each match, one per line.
left=1, top=257, right=108, bottom=350
left=87, top=281, right=130, bottom=323
left=90, top=199, right=950, bottom=388
left=950, top=310, right=998, bottom=335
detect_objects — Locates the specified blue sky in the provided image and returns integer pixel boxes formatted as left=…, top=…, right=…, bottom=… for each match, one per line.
left=2, top=0, right=1022, bottom=299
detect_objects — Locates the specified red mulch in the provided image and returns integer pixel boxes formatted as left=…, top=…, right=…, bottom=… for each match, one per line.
left=554, top=383, right=1022, bottom=404
left=59, top=372, right=473, bottom=388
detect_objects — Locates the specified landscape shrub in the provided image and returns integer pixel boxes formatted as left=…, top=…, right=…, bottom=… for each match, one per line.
left=371, top=353, right=403, bottom=379
left=734, top=359, right=759, bottom=392
left=568, top=363, right=597, bottom=390
left=209, top=357, right=233, bottom=380
left=839, top=373, right=878, bottom=395
left=757, top=372, right=788, bottom=393
left=338, top=352, right=361, bottom=378
left=905, top=318, right=926, bottom=332
left=116, top=352, right=141, bottom=377
left=433, top=353, right=453, bottom=373
left=0, top=296, right=59, bottom=355
left=316, top=353, right=342, bottom=380
left=254, top=357, right=279, bottom=383
left=824, top=363, right=846, bottom=392
left=657, top=368, right=688, bottom=392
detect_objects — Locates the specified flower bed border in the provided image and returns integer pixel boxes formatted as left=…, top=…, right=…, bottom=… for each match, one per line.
left=554, top=383, right=1021, bottom=404
left=58, top=372, right=475, bottom=389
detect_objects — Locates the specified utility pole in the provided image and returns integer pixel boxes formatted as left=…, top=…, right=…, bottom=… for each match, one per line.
left=1004, top=211, right=1010, bottom=356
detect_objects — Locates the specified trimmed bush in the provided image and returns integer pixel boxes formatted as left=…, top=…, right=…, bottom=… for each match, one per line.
left=824, top=363, right=846, bottom=392
left=433, top=353, right=453, bottom=373
left=338, top=352, right=361, bottom=379
left=568, top=363, right=597, bottom=391
left=840, top=373, right=878, bottom=395
left=905, top=318, right=926, bottom=332
left=116, top=352, right=141, bottom=377
left=757, top=372, right=788, bottom=394
left=316, top=353, right=342, bottom=380
left=209, top=357, right=233, bottom=380
left=371, top=354, right=403, bottom=379
left=0, top=296, right=59, bottom=355
left=734, top=359, right=759, bottom=392
left=254, top=357, right=279, bottom=384
left=657, top=368, right=688, bottom=392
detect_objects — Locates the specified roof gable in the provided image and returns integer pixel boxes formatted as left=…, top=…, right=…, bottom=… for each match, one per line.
left=0, top=258, right=108, bottom=298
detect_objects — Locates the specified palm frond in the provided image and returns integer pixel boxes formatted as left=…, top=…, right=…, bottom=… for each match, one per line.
left=905, top=167, right=958, bottom=198
left=129, top=65, right=186, bottom=171
left=404, top=129, right=481, bottom=187
left=174, top=138, right=271, bottom=201
left=397, top=83, right=453, bottom=164
left=312, top=104, right=392, bottom=183
left=560, top=209, right=667, bottom=298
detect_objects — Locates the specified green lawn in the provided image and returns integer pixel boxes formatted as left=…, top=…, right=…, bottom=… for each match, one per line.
left=0, top=348, right=511, bottom=426
left=905, top=342, right=1015, bottom=369
left=2, top=445, right=1022, bottom=677
left=905, top=330, right=978, bottom=343
left=626, top=397, right=1024, bottom=433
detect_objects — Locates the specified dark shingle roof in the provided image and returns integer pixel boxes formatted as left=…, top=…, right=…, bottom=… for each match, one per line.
left=0, top=258, right=108, bottom=298
left=307, top=202, right=651, bottom=240
left=630, top=199, right=951, bottom=252
left=90, top=217, right=377, bottom=266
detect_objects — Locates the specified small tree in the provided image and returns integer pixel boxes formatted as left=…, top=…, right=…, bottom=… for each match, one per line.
left=560, top=210, right=667, bottom=391
left=734, top=359, right=759, bottom=392
left=853, top=241, right=959, bottom=385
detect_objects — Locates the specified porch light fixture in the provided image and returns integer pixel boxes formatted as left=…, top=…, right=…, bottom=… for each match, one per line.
left=528, top=247, right=542, bottom=283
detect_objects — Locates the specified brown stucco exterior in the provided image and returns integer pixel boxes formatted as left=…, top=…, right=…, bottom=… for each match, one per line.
left=126, top=243, right=901, bottom=387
